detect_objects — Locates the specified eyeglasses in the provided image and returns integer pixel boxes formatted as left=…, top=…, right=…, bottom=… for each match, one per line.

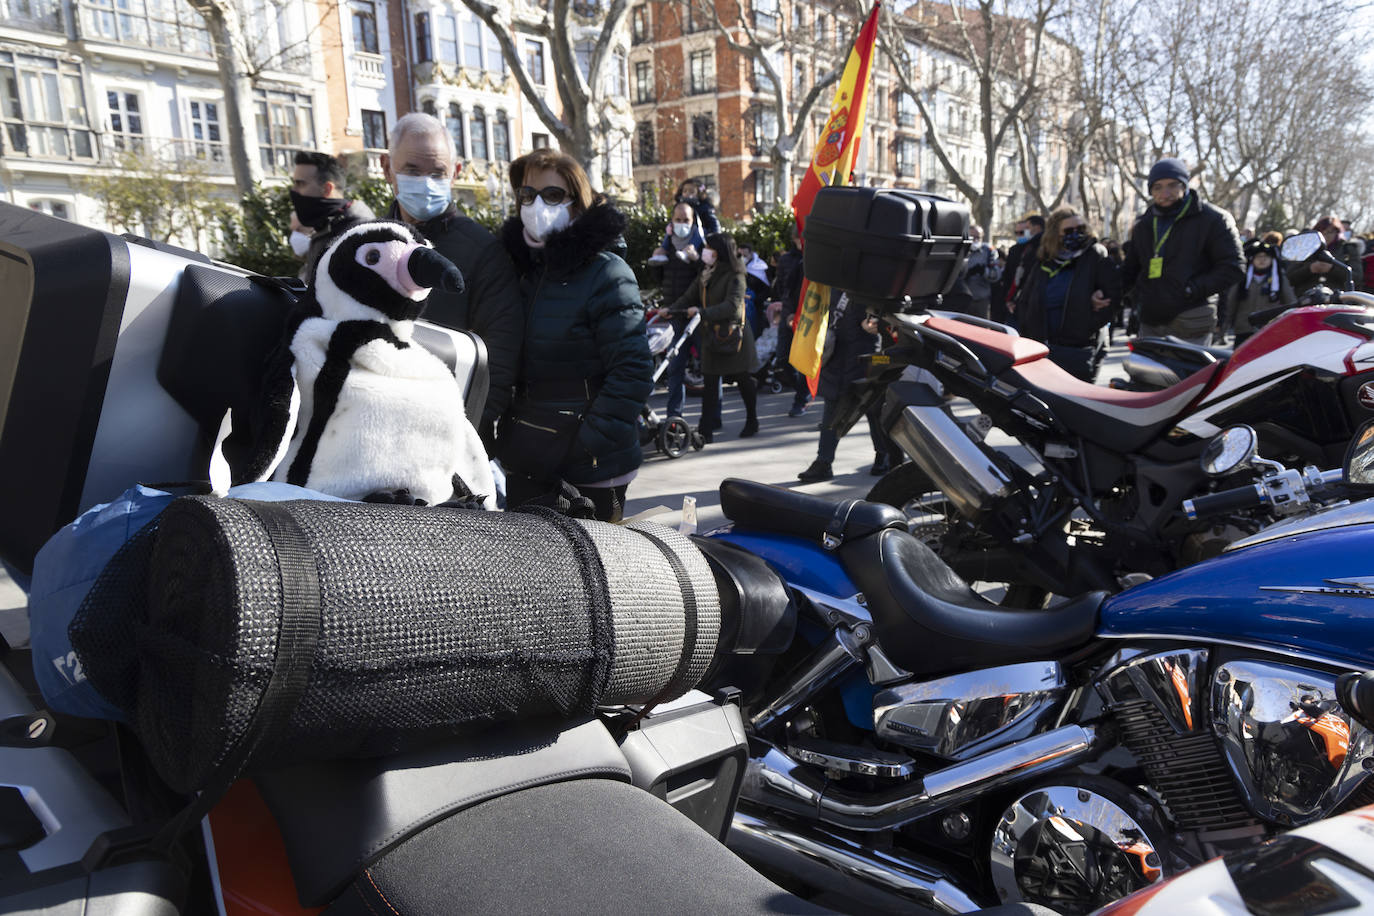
left=516, top=185, right=570, bottom=206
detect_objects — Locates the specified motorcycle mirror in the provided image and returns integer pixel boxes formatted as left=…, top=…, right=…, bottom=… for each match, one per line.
left=1201, top=425, right=1259, bottom=476
left=1280, top=231, right=1323, bottom=264
left=1343, top=420, right=1374, bottom=487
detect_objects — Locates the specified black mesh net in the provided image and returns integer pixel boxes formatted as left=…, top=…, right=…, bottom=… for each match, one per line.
left=69, top=497, right=716, bottom=793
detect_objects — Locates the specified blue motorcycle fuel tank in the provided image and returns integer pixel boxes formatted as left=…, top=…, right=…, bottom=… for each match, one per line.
left=1100, top=520, right=1374, bottom=669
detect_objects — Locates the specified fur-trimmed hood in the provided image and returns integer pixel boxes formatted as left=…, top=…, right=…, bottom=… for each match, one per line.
left=501, top=200, right=629, bottom=279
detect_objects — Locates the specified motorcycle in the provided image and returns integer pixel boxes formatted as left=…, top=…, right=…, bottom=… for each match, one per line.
left=701, top=421, right=1374, bottom=915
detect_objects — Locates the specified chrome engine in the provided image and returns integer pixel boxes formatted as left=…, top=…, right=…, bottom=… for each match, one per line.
left=1100, top=649, right=1372, bottom=836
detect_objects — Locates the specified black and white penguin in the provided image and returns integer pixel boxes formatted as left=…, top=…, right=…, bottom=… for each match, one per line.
left=249, top=220, right=496, bottom=508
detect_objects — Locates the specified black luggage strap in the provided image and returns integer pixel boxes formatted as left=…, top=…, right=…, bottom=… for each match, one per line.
left=150, top=500, right=322, bottom=854
left=824, top=500, right=859, bottom=550
left=625, top=524, right=700, bottom=726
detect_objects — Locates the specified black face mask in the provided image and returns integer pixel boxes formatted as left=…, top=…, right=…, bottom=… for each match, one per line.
left=291, top=190, right=348, bottom=231
left=1062, top=228, right=1089, bottom=251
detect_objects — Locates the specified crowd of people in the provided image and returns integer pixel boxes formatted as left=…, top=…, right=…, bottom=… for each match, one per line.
left=286, top=127, right=1366, bottom=505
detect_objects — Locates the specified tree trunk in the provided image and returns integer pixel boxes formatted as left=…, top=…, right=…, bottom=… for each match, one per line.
left=192, top=0, right=263, bottom=197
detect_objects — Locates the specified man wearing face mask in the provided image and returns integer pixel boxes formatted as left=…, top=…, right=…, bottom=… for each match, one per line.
left=380, top=113, right=523, bottom=445
left=998, top=212, right=1043, bottom=324
left=289, top=151, right=376, bottom=282
left=1123, top=157, right=1243, bottom=346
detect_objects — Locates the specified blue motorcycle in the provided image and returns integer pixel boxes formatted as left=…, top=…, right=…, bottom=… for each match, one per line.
left=701, top=423, right=1374, bottom=915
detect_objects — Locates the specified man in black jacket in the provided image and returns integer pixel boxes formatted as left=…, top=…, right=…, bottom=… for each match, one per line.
left=290, top=150, right=376, bottom=282
left=998, top=213, right=1043, bottom=324
left=1123, top=158, right=1244, bottom=346
left=381, top=113, right=523, bottom=445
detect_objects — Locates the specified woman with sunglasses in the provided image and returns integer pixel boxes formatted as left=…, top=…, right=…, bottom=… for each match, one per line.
left=497, top=149, right=653, bottom=522
left=666, top=232, right=760, bottom=443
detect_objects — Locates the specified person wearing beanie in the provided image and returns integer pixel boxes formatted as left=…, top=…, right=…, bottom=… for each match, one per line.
left=1123, top=158, right=1244, bottom=346
left=1227, top=234, right=1295, bottom=346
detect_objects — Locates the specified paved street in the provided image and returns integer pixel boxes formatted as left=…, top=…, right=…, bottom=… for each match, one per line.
left=626, top=338, right=1131, bottom=532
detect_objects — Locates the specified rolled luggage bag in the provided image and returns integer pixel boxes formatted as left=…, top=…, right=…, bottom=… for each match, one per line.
left=69, top=497, right=719, bottom=793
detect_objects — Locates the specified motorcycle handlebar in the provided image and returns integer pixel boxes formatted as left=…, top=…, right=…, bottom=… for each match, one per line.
left=1183, top=484, right=1266, bottom=520
left=1337, top=671, right=1374, bottom=731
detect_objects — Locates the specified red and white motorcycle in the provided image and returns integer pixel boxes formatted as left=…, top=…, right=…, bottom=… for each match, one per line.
left=854, top=283, right=1374, bottom=602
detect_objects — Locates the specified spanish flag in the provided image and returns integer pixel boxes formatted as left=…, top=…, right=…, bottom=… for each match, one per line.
left=788, top=1, right=881, bottom=390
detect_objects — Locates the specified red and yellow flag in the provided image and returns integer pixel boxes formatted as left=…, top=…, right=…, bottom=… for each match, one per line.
left=788, top=1, right=881, bottom=390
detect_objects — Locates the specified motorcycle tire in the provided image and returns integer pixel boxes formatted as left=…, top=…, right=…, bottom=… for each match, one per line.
left=658, top=416, right=691, bottom=459
left=866, top=463, right=1048, bottom=609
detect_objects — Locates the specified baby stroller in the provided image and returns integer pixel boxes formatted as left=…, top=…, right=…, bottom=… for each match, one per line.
left=641, top=312, right=706, bottom=458
left=752, top=323, right=785, bottom=394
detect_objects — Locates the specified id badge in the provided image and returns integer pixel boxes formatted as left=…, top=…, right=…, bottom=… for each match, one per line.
left=1148, top=257, right=1163, bottom=279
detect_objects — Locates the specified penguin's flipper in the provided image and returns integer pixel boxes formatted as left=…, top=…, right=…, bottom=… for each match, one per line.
left=237, top=293, right=319, bottom=484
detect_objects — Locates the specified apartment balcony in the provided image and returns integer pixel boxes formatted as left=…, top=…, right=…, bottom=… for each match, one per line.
left=1, top=122, right=97, bottom=162
left=77, top=1, right=213, bottom=58
left=687, top=79, right=715, bottom=96
left=353, top=51, right=386, bottom=87
left=364, top=147, right=385, bottom=178
left=101, top=136, right=234, bottom=177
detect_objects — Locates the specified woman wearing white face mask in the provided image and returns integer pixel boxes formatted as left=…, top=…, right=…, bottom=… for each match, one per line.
left=497, top=149, right=653, bottom=522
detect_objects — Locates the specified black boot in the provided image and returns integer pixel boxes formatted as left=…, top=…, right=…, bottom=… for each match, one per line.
left=739, top=418, right=759, bottom=438
left=797, top=459, right=833, bottom=483
left=698, top=426, right=713, bottom=445
left=870, top=452, right=892, bottom=475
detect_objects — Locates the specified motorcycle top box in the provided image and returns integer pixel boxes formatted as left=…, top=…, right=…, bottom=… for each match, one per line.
left=801, top=186, right=971, bottom=310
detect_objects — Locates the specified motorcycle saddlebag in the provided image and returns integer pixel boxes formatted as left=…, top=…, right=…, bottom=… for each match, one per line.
left=802, top=187, right=971, bottom=310
left=68, top=497, right=720, bottom=793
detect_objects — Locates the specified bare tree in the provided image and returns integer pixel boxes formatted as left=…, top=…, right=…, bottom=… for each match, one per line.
left=187, top=0, right=334, bottom=196
left=455, top=0, right=632, bottom=189
left=671, top=0, right=859, bottom=204
left=83, top=144, right=235, bottom=247
left=876, top=0, right=1061, bottom=235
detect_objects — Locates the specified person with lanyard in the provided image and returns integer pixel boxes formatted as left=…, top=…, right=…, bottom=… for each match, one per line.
left=1123, top=157, right=1244, bottom=347
left=1012, top=207, right=1122, bottom=382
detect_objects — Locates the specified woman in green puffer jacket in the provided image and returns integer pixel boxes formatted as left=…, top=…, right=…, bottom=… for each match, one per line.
left=498, top=149, right=652, bottom=522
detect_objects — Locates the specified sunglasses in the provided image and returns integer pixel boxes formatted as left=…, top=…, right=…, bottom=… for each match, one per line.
left=516, top=185, right=571, bottom=206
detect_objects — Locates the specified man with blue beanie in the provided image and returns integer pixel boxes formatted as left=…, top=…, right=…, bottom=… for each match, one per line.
left=1123, top=157, right=1244, bottom=346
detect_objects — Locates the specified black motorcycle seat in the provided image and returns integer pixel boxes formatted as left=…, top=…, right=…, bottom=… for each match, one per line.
left=841, top=529, right=1104, bottom=676
left=1008, top=357, right=1219, bottom=452
left=322, top=778, right=833, bottom=915
left=1134, top=334, right=1230, bottom=361
left=720, top=478, right=906, bottom=546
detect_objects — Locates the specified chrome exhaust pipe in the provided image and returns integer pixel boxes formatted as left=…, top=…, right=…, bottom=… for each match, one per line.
left=743, top=724, right=1097, bottom=832
left=729, top=807, right=982, bottom=914
left=886, top=385, right=1011, bottom=518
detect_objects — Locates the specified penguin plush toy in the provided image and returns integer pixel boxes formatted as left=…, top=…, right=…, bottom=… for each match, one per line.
left=244, top=221, right=496, bottom=508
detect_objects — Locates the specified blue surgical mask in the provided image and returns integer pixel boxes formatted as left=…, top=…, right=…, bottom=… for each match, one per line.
left=395, top=174, right=452, bottom=222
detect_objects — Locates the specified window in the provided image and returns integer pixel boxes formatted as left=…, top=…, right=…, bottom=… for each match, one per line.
left=752, top=169, right=772, bottom=209
left=525, top=39, right=544, bottom=84
left=361, top=109, right=385, bottom=149
left=688, top=49, right=713, bottom=94
left=106, top=89, right=143, bottom=152
left=752, top=56, right=773, bottom=91
left=635, top=119, right=654, bottom=164
left=254, top=88, right=315, bottom=173
left=492, top=109, right=509, bottom=161
left=897, top=91, right=916, bottom=128
left=896, top=137, right=917, bottom=176
left=421, top=98, right=437, bottom=116
left=684, top=1, right=706, bottom=33
left=0, top=53, right=93, bottom=160
left=814, top=14, right=826, bottom=44
left=438, top=15, right=458, bottom=65
left=28, top=198, right=68, bottom=218
left=791, top=1, right=804, bottom=31
left=690, top=112, right=713, bottom=158
left=792, top=61, right=805, bottom=96
left=753, top=0, right=778, bottom=31
left=2, top=0, right=62, bottom=31
left=413, top=12, right=431, bottom=62
left=445, top=102, right=464, bottom=156
left=575, top=38, right=593, bottom=79
left=350, top=1, right=377, bottom=53
left=633, top=61, right=653, bottom=103
left=631, top=5, right=647, bottom=43
left=83, top=0, right=210, bottom=54
left=752, top=107, right=777, bottom=152
left=610, top=49, right=626, bottom=96
left=485, top=23, right=505, bottom=73
left=187, top=98, right=221, bottom=161
left=531, top=132, right=549, bottom=149
left=469, top=105, right=487, bottom=160
left=462, top=12, right=481, bottom=68
left=872, top=131, right=884, bottom=172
